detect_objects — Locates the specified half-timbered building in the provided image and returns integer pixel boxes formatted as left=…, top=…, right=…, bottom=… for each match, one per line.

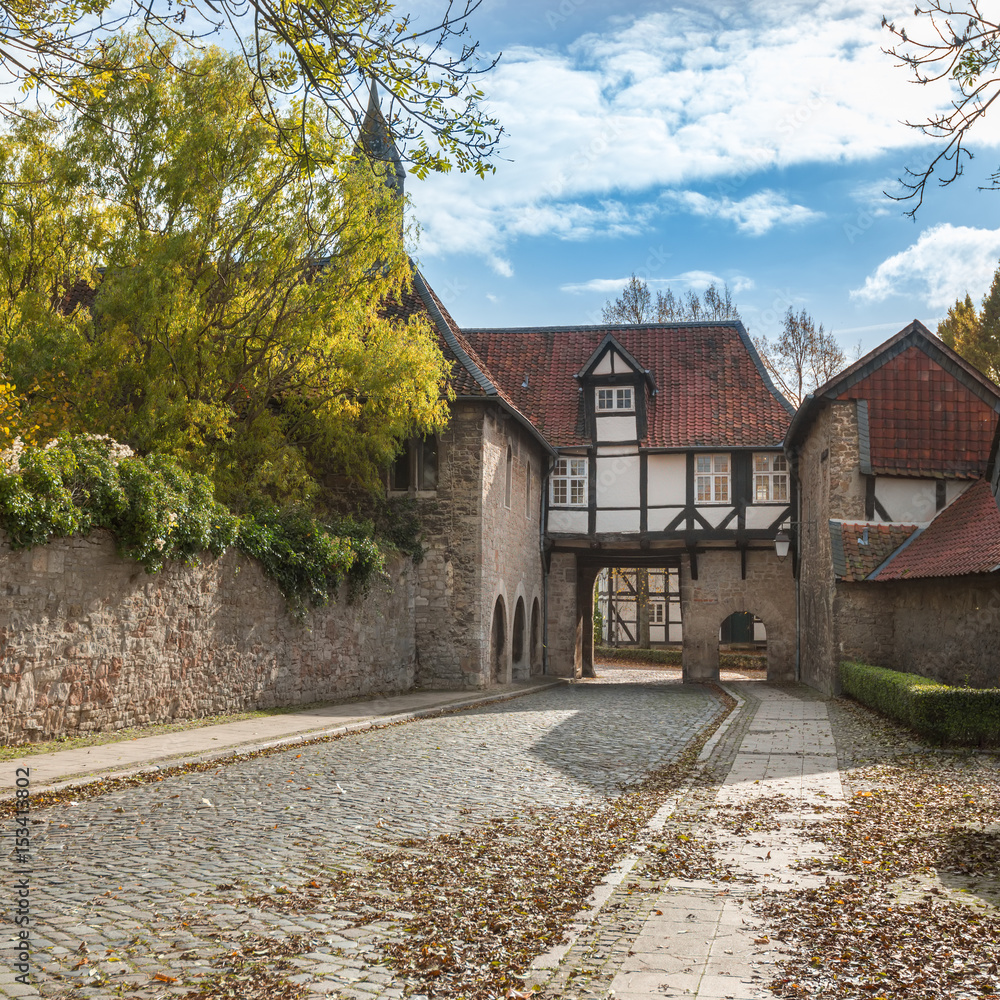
left=392, top=269, right=798, bottom=685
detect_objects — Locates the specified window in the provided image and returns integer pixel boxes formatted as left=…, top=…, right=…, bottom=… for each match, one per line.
left=695, top=453, right=730, bottom=503
left=525, top=463, right=532, bottom=517
left=551, top=456, right=588, bottom=506
left=753, top=453, right=789, bottom=503
left=596, top=386, right=634, bottom=411
left=504, top=445, right=513, bottom=508
left=650, top=602, right=666, bottom=625
left=390, top=436, right=438, bottom=492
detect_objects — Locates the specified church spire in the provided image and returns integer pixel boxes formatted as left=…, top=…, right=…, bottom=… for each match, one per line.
left=360, top=80, right=406, bottom=198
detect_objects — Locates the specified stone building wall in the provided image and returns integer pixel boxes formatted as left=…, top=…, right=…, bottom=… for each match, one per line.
left=680, top=548, right=796, bottom=682
left=794, top=400, right=865, bottom=693
left=479, top=407, right=546, bottom=684
left=412, top=406, right=486, bottom=688
left=0, top=534, right=415, bottom=743
left=835, top=577, right=1000, bottom=689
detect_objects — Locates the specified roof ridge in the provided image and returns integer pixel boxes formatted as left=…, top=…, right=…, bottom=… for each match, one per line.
left=410, top=268, right=497, bottom=397
left=465, top=320, right=750, bottom=334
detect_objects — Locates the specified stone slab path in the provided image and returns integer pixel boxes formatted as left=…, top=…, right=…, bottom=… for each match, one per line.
left=531, top=681, right=849, bottom=1000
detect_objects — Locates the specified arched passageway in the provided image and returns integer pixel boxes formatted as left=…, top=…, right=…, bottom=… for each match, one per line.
left=512, top=597, right=527, bottom=679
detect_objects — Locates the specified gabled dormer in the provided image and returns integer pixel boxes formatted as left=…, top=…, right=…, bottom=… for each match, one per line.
left=575, top=333, right=656, bottom=444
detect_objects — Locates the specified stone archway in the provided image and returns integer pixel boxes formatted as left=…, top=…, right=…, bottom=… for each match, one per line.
left=512, top=597, right=527, bottom=679
left=490, top=596, right=507, bottom=684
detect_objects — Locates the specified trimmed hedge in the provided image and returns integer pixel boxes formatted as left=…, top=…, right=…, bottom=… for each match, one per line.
left=593, top=645, right=767, bottom=672
left=840, top=660, right=1000, bottom=747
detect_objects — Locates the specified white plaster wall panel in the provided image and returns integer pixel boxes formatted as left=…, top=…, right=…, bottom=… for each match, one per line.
left=668, top=622, right=683, bottom=643
left=595, top=509, right=641, bottom=533
left=548, top=509, right=589, bottom=533
left=647, top=454, right=687, bottom=505
left=946, top=480, right=972, bottom=504
left=596, top=454, right=640, bottom=507
left=593, top=353, right=614, bottom=375
left=874, top=477, right=936, bottom=522
left=698, top=505, right=735, bottom=528
left=753, top=621, right=767, bottom=642
left=650, top=625, right=666, bottom=643
left=744, top=505, right=784, bottom=530
left=596, top=444, right=637, bottom=457
left=647, top=507, right=685, bottom=532
left=595, top=415, right=637, bottom=442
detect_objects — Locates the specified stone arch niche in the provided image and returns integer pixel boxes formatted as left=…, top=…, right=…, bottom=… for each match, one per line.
left=511, top=597, right=527, bottom=679
left=529, top=598, right=542, bottom=676
left=490, top=595, right=508, bottom=684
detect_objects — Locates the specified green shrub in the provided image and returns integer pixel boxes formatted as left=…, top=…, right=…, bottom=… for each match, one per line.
left=594, top=645, right=682, bottom=666
left=840, top=660, right=1000, bottom=747
left=0, top=435, right=387, bottom=612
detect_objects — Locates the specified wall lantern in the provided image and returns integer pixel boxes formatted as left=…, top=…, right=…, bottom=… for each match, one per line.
left=774, top=528, right=792, bottom=561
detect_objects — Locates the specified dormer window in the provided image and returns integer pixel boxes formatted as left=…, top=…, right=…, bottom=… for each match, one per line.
left=596, top=387, right=634, bottom=411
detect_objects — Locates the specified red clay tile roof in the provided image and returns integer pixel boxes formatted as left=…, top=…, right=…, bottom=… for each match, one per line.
left=385, top=268, right=555, bottom=452
left=460, top=324, right=793, bottom=449
left=832, top=522, right=920, bottom=581
left=836, top=345, right=997, bottom=478
left=787, top=320, right=1000, bottom=478
left=872, top=479, right=1000, bottom=580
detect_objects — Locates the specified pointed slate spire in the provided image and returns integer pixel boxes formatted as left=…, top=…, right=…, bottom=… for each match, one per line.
left=360, top=80, right=406, bottom=198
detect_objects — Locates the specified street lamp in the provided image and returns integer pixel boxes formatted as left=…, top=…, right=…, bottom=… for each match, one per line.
left=774, top=528, right=792, bottom=561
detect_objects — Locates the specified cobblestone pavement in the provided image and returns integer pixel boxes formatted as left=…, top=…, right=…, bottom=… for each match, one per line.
left=1, top=666, right=724, bottom=999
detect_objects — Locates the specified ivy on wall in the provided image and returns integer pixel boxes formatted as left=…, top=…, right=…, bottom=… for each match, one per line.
left=0, top=435, right=384, bottom=614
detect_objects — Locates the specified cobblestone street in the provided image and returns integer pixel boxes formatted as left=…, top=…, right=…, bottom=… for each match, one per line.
left=1, top=668, right=724, bottom=999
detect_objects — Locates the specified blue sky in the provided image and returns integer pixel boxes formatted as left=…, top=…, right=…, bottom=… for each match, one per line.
left=400, top=0, right=1000, bottom=357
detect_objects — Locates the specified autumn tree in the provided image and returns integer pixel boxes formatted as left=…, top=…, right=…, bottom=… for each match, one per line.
left=0, top=37, right=451, bottom=510
left=601, top=273, right=742, bottom=324
left=883, top=3, right=1000, bottom=213
left=0, top=0, right=501, bottom=178
left=938, top=266, right=1000, bottom=382
left=753, top=308, right=846, bottom=406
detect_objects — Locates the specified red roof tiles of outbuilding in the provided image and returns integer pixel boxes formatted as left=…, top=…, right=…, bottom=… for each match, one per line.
left=834, top=522, right=920, bottom=581
left=461, top=323, right=793, bottom=449
left=872, top=479, right=1000, bottom=580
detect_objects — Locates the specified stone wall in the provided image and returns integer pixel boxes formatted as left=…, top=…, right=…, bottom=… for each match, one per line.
left=412, top=406, right=486, bottom=688
left=794, top=400, right=865, bottom=693
left=479, top=407, right=546, bottom=684
left=836, top=576, right=1000, bottom=689
left=0, top=534, right=415, bottom=742
left=680, top=547, right=796, bottom=683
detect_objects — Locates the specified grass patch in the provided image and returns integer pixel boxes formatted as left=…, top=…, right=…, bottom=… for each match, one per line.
left=0, top=694, right=393, bottom=762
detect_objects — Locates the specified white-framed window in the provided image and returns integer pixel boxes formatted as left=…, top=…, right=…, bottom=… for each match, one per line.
left=695, top=453, right=730, bottom=504
left=650, top=601, right=666, bottom=625
left=754, top=452, right=789, bottom=503
left=551, top=456, right=588, bottom=506
left=596, top=386, right=634, bottom=411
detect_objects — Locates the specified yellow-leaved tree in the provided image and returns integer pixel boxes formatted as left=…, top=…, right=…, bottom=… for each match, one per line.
left=0, top=36, right=451, bottom=512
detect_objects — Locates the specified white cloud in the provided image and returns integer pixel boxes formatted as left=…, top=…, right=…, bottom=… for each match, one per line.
left=560, top=270, right=750, bottom=295
left=850, top=224, right=1000, bottom=310
left=664, top=190, right=823, bottom=235
left=410, top=1, right=976, bottom=266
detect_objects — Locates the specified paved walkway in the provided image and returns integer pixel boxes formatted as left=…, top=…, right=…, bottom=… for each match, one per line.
left=531, top=680, right=848, bottom=1000
left=0, top=680, right=563, bottom=798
